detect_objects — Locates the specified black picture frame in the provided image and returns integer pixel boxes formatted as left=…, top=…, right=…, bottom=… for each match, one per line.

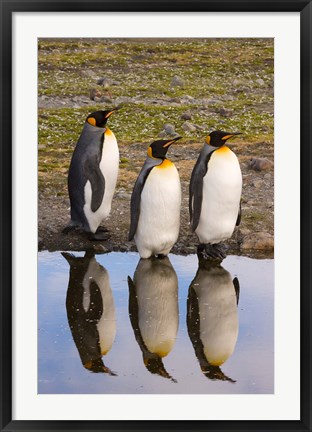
left=1, top=1, right=311, bottom=431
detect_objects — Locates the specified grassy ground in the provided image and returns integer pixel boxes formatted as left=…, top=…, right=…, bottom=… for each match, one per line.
left=38, top=38, right=274, bottom=255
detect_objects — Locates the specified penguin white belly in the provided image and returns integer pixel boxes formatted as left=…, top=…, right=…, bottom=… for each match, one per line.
left=82, top=258, right=116, bottom=356
left=194, top=267, right=238, bottom=366
left=83, top=129, right=119, bottom=233
left=135, top=160, right=181, bottom=259
left=96, top=274, right=116, bottom=356
left=135, top=260, right=179, bottom=357
left=196, top=147, right=242, bottom=244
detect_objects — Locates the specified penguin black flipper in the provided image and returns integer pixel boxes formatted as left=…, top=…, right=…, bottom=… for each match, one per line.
left=87, top=280, right=104, bottom=322
left=85, top=157, right=105, bottom=213
left=127, top=275, right=149, bottom=352
left=128, top=160, right=158, bottom=241
left=127, top=275, right=139, bottom=332
left=233, top=276, right=240, bottom=305
left=236, top=200, right=242, bottom=226
left=189, top=158, right=204, bottom=232
left=187, top=282, right=206, bottom=363
left=189, top=152, right=214, bottom=232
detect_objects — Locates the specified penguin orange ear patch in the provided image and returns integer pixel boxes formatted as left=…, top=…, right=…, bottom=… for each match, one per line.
left=147, top=147, right=153, bottom=158
left=205, top=136, right=211, bottom=144
left=87, top=117, right=96, bottom=126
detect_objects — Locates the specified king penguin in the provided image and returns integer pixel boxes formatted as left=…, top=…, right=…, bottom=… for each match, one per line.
left=128, top=137, right=182, bottom=259
left=65, top=108, right=120, bottom=240
left=128, top=256, right=178, bottom=382
left=62, top=250, right=117, bottom=375
left=189, top=130, right=242, bottom=260
left=187, top=254, right=239, bottom=382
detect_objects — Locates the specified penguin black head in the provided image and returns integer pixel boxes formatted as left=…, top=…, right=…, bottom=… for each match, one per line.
left=86, top=107, right=121, bottom=128
left=147, top=136, right=182, bottom=160
left=144, top=355, right=177, bottom=382
left=206, top=130, right=241, bottom=147
left=201, top=364, right=236, bottom=383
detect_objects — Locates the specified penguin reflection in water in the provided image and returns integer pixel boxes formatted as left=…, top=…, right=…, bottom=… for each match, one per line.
left=189, top=130, right=242, bottom=261
left=129, top=137, right=182, bottom=259
left=64, top=108, right=120, bottom=240
left=128, top=257, right=179, bottom=382
left=62, top=250, right=117, bottom=375
left=187, top=254, right=239, bottom=382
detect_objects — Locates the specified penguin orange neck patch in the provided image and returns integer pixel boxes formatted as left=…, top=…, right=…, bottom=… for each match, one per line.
left=157, top=159, right=174, bottom=169
left=215, top=145, right=231, bottom=154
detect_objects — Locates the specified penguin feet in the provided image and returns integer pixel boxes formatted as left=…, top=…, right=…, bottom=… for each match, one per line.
left=212, top=243, right=227, bottom=259
left=88, top=231, right=110, bottom=241
left=87, top=226, right=111, bottom=241
left=62, top=224, right=79, bottom=235
left=197, top=243, right=227, bottom=262
left=96, top=226, right=109, bottom=234
left=156, top=253, right=167, bottom=259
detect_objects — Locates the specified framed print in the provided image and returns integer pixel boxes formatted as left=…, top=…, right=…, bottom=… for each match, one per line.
left=1, top=0, right=311, bottom=431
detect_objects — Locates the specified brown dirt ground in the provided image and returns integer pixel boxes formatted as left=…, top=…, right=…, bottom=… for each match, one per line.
left=38, top=138, right=274, bottom=259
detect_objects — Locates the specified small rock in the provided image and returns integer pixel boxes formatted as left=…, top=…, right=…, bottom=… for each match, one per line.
left=253, top=179, right=263, bottom=188
left=256, top=78, right=265, bottom=86
left=249, top=158, right=273, bottom=171
left=116, top=193, right=131, bottom=200
left=159, top=124, right=179, bottom=138
left=92, top=244, right=110, bottom=254
left=164, top=123, right=176, bottom=134
left=182, top=121, right=197, bottom=132
left=193, top=124, right=205, bottom=131
left=169, top=97, right=181, bottom=103
left=219, top=108, right=233, bottom=118
left=264, top=173, right=272, bottom=180
left=239, top=228, right=251, bottom=235
left=170, top=76, right=185, bottom=87
left=81, top=70, right=98, bottom=79
left=185, top=246, right=196, bottom=253
left=241, top=232, right=274, bottom=250
left=181, top=95, right=195, bottom=103
left=89, top=88, right=101, bottom=100
left=222, top=94, right=235, bottom=101
left=48, top=226, right=58, bottom=234
left=114, top=96, right=134, bottom=104
left=97, top=77, right=120, bottom=87
left=99, top=96, right=113, bottom=104
left=181, top=111, right=192, bottom=121
left=233, top=79, right=244, bottom=86
left=97, top=77, right=112, bottom=87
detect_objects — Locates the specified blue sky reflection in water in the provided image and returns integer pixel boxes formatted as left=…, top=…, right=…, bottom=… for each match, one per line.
left=38, top=251, right=273, bottom=394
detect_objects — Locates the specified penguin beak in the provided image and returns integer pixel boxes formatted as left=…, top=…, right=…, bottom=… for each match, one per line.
left=104, top=106, right=121, bottom=118
left=163, top=136, right=182, bottom=148
left=221, top=132, right=241, bottom=141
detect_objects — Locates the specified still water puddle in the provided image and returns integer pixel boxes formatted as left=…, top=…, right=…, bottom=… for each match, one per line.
left=38, top=251, right=274, bottom=394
